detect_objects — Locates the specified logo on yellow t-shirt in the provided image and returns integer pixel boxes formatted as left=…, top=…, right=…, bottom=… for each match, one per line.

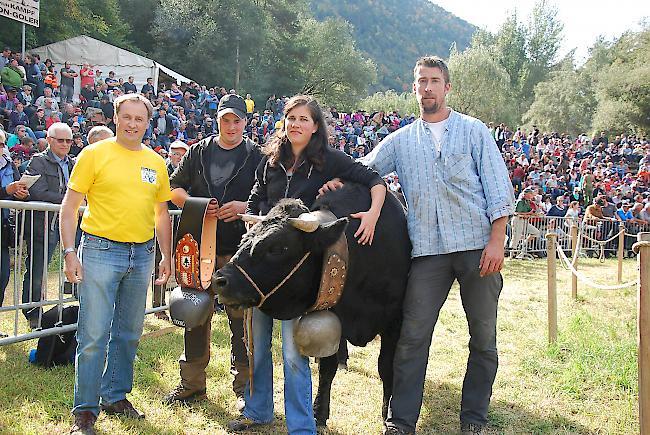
left=141, top=167, right=157, bottom=184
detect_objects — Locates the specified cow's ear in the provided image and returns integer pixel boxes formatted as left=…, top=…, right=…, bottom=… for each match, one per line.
left=313, top=217, right=348, bottom=250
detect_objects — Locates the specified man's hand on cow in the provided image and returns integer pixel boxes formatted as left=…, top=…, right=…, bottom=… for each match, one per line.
left=350, top=209, right=380, bottom=245
left=218, top=200, right=247, bottom=222
left=205, top=198, right=219, bottom=218
left=154, top=257, right=171, bottom=285
left=479, top=239, right=504, bottom=277
left=317, top=178, right=344, bottom=198
left=63, top=254, right=83, bottom=284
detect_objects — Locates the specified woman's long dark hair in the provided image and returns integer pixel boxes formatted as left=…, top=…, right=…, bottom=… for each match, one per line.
left=265, top=95, right=328, bottom=171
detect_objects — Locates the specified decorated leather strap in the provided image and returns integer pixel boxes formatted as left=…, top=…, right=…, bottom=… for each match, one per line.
left=306, top=209, right=349, bottom=312
left=308, top=233, right=348, bottom=312
left=174, top=197, right=217, bottom=291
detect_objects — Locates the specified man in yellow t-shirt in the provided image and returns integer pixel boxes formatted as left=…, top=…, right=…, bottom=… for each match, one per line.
left=60, top=93, right=172, bottom=435
left=244, top=93, right=255, bottom=122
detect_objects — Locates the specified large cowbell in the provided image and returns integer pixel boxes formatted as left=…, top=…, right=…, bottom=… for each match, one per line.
left=169, top=197, right=217, bottom=331
left=169, top=287, right=213, bottom=330
left=293, top=310, right=342, bottom=357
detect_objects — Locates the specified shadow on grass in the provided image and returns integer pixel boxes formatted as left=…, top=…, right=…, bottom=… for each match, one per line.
left=418, top=380, right=591, bottom=434
left=0, top=317, right=243, bottom=434
left=1, top=314, right=371, bottom=434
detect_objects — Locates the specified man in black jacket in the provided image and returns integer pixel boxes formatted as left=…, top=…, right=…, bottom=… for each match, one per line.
left=164, top=94, right=262, bottom=408
left=22, top=122, right=75, bottom=329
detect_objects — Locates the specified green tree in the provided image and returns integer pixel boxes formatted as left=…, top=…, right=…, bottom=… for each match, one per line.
left=310, top=0, right=476, bottom=92
left=118, top=0, right=160, bottom=54
left=493, top=11, right=527, bottom=92
left=523, top=67, right=596, bottom=135
left=453, top=0, right=563, bottom=126
left=151, top=0, right=308, bottom=98
left=151, top=2, right=375, bottom=107
left=358, top=90, right=419, bottom=116
left=446, top=44, right=516, bottom=125
left=0, top=0, right=134, bottom=52
left=240, top=0, right=308, bottom=98
left=297, top=18, right=377, bottom=109
left=591, top=33, right=650, bottom=134
left=520, top=0, right=563, bottom=106
left=491, top=11, right=528, bottom=120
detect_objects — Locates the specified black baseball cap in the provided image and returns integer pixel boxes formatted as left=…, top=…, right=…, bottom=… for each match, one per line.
left=217, top=94, right=246, bottom=120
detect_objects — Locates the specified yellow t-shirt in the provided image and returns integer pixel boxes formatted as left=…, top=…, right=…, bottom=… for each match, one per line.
left=68, top=138, right=172, bottom=243
left=245, top=98, right=255, bottom=113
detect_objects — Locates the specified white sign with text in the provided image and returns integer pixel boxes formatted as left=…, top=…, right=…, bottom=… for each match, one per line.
left=0, top=0, right=40, bottom=27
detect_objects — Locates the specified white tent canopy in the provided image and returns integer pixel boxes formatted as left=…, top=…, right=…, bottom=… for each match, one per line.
left=31, top=35, right=192, bottom=97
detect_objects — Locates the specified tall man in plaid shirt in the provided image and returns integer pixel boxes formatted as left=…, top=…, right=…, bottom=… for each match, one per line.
left=362, top=56, right=515, bottom=435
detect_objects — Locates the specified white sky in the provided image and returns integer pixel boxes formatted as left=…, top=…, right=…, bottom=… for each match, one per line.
left=432, top=0, right=650, bottom=62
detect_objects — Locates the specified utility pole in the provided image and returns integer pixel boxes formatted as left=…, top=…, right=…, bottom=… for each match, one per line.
left=235, top=37, right=240, bottom=92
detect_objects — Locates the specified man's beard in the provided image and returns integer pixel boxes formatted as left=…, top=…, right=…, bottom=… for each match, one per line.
left=420, top=99, right=441, bottom=114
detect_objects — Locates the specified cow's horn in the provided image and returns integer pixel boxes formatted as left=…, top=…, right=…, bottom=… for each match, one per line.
left=239, top=214, right=265, bottom=224
left=288, top=213, right=320, bottom=233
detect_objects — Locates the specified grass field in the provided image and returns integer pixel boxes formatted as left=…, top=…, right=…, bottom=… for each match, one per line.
left=0, top=257, right=640, bottom=434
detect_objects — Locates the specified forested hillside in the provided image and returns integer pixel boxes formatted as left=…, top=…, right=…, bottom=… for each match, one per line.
left=310, top=0, right=476, bottom=91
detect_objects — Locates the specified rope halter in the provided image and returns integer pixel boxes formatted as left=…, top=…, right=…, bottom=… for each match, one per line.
left=235, top=251, right=311, bottom=308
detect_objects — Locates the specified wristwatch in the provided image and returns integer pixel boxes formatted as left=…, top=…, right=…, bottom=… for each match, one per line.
left=62, top=247, right=76, bottom=258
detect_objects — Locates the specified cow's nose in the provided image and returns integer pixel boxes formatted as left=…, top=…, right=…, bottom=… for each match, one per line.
left=214, top=275, right=228, bottom=288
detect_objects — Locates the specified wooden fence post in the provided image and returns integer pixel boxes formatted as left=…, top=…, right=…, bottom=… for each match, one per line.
left=546, top=232, right=557, bottom=344
left=571, top=225, right=578, bottom=299
left=618, top=223, right=626, bottom=283
left=635, top=232, right=650, bottom=434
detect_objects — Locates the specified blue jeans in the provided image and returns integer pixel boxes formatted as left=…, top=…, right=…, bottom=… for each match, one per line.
left=243, top=308, right=316, bottom=435
left=72, top=234, right=155, bottom=416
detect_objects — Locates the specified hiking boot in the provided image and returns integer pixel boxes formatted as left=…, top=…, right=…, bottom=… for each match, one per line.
left=163, top=385, right=207, bottom=404
left=227, top=415, right=269, bottom=431
left=100, top=398, right=145, bottom=419
left=460, top=422, right=486, bottom=434
left=69, top=411, right=97, bottom=435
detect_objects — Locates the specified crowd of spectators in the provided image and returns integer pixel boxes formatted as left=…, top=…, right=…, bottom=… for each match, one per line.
left=496, top=122, right=650, bottom=255
left=3, top=45, right=650, bottom=258
left=0, top=46, right=413, bottom=192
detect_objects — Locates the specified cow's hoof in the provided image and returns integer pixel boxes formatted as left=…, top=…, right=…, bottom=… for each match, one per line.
left=337, top=362, right=348, bottom=371
left=315, top=418, right=328, bottom=427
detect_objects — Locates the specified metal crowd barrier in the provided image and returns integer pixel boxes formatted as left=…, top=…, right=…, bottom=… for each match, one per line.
left=0, top=200, right=181, bottom=346
left=506, top=214, right=650, bottom=259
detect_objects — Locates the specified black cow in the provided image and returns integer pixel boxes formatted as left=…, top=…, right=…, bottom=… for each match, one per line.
left=214, top=183, right=411, bottom=426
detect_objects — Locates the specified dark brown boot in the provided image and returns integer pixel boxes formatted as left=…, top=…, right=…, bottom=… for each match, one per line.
left=162, top=384, right=207, bottom=404
left=100, top=398, right=145, bottom=419
left=69, top=411, right=97, bottom=435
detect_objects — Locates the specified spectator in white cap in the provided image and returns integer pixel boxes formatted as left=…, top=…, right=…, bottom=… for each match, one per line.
left=167, top=140, right=189, bottom=175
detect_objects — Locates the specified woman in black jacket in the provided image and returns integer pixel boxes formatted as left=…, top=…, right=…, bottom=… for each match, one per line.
left=232, top=95, right=385, bottom=433
left=247, top=95, right=385, bottom=244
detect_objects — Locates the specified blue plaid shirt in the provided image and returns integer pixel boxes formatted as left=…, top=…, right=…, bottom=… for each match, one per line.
left=361, top=110, right=514, bottom=257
